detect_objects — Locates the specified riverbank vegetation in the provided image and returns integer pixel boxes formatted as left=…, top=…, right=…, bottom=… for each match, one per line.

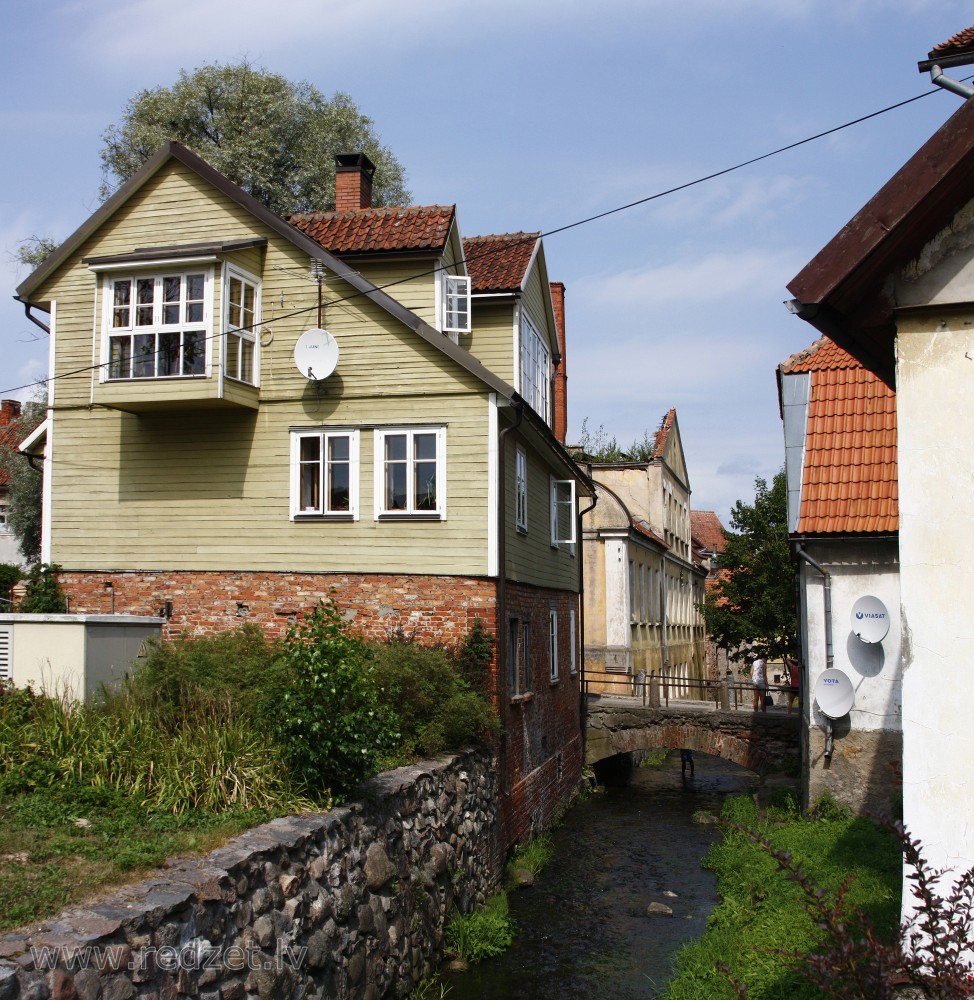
left=0, top=605, right=497, bottom=930
left=662, top=794, right=903, bottom=999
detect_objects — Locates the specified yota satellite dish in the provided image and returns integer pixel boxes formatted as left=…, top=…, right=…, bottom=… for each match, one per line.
left=294, top=328, right=339, bottom=380
left=814, top=669, right=855, bottom=719
left=851, top=595, right=890, bottom=644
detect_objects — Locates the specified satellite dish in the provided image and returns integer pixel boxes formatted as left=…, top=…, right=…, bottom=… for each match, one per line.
left=814, top=669, right=855, bottom=719
left=294, top=328, right=339, bottom=381
left=851, top=595, right=890, bottom=644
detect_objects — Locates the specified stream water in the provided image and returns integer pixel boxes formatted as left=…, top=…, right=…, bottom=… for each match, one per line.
left=441, top=753, right=759, bottom=1000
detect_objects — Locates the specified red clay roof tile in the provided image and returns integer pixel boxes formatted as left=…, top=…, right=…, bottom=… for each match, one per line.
left=931, top=25, right=974, bottom=57
left=462, top=233, right=539, bottom=293
left=782, top=337, right=897, bottom=535
left=289, top=205, right=456, bottom=255
left=691, top=510, right=728, bottom=553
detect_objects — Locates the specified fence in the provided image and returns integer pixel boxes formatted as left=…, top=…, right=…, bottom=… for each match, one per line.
left=583, top=669, right=790, bottom=711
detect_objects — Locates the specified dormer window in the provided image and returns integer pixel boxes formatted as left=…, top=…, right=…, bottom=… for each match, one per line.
left=106, top=271, right=209, bottom=379
left=442, top=274, right=471, bottom=337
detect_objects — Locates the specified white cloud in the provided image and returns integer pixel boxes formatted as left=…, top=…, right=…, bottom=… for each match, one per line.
left=575, top=249, right=800, bottom=308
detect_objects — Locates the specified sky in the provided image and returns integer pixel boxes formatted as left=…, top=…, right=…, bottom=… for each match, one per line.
left=2, top=0, right=972, bottom=527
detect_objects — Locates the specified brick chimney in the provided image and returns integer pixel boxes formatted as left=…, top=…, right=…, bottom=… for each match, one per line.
left=334, top=153, right=376, bottom=212
left=550, top=282, right=568, bottom=443
left=0, top=399, right=21, bottom=428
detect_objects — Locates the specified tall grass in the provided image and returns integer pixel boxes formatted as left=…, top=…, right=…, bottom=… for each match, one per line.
left=0, top=683, right=309, bottom=814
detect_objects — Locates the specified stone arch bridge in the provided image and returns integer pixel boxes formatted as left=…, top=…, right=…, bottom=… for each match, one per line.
left=585, top=702, right=800, bottom=774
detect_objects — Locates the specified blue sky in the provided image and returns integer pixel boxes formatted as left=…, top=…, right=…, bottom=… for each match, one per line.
left=2, top=0, right=971, bottom=525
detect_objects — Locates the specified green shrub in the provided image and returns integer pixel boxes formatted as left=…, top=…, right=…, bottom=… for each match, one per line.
left=19, top=563, right=66, bottom=613
left=446, top=893, right=514, bottom=963
left=127, top=623, right=278, bottom=714
left=264, top=600, right=398, bottom=799
left=370, top=635, right=498, bottom=760
left=452, top=618, right=495, bottom=694
left=0, top=563, right=22, bottom=607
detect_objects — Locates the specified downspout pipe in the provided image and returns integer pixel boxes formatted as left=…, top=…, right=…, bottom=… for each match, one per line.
left=577, top=489, right=598, bottom=742
left=20, top=300, right=51, bottom=336
left=496, top=401, right=524, bottom=793
left=795, top=545, right=835, bottom=756
left=921, top=61, right=974, bottom=100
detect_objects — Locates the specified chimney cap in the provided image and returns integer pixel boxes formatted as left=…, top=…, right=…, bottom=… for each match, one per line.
left=335, top=152, right=376, bottom=178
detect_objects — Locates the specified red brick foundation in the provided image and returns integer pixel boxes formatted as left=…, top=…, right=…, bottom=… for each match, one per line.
left=58, top=569, right=497, bottom=644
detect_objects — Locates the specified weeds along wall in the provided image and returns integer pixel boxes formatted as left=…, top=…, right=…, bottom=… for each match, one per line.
left=0, top=750, right=500, bottom=1000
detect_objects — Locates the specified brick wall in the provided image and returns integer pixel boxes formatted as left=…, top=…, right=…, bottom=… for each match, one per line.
left=498, top=582, right=584, bottom=847
left=58, top=570, right=496, bottom=643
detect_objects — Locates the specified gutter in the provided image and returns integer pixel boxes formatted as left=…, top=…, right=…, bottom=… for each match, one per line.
left=795, top=545, right=835, bottom=757
left=918, top=55, right=974, bottom=100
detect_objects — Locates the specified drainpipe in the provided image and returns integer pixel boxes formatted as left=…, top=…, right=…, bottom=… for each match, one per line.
left=19, top=301, right=51, bottom=336
left=795, top=546, right=835, bottom=756
left=577, top=490, right=598, bottom=743
left=923, top=62, right=974, bottom=100
left=496, top=401, right=524, bottom=794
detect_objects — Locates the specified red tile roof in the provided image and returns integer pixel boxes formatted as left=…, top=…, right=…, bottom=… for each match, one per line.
left=653, top=408, right=676, bottom=458
left=931, top=25, right=974, bottom=57
left=691, top=510, right=727, bottom=553
left=462, top=233, right=539, bottom=292
left=781, top=337, right=897, bottom=535
left=0, top=403, right=24, bottom=490
left=289, top=205, right=456, bottom=255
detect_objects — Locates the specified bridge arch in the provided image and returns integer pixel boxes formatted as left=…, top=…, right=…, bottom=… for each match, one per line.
left=585, top=704, right=798, bottom=775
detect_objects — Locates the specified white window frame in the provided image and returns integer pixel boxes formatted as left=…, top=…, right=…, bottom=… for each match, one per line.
left=374, top=426, right=447, bottom=520
left=0, top=500, right=8, bottom=532
left=519, top=310, right=551, bottom=423
left=223, top=265, right=261, bottom=386
left=290, top=429, right=360, bottom=519
left=515, top=446, right=528, bottom=533
left=569, top=608, right=577, bottom=675
left=549, top=606, right=559, bottom=683
left=550, top=477, right=576, bottom=547
left=442, top=273, right=471, bottom=337
left=101, top=268, right=214, bottom=381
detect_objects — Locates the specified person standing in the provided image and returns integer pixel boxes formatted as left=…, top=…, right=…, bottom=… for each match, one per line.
left=751, top=656, right=768, bottom=712
left=786, top=656, right=801, bottom=714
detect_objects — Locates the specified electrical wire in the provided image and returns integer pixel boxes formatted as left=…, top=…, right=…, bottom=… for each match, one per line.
left=0, top=81, right=957, bottom=399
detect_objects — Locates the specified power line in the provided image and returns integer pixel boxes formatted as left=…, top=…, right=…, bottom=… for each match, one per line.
left=1, top=82, right=951, bottom=400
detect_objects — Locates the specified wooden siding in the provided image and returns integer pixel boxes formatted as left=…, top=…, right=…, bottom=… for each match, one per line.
left=41, top=159, right=495, bottom=576
left=503, top=429, right=579, bottom=592
left=467, top=298, right=517, bottom=384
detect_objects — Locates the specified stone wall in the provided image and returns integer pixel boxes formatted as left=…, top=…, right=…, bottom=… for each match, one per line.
left=0, top=751, right=500, bottom=1000
left=805, top=722, right=902, bottom=817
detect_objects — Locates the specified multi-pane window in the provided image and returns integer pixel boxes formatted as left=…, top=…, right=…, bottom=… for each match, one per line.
left=107, top=272, right=207, bottom=379
left=550, top=478, right=576, bottom=546
left=290, top=431, right=359, bottom=518
left=508, top=618, right=520, bottom=695
left=523, top=622, right=533, bottom=692
left=443, top=274, right=471, bottom=335
left=515, top=447, right=528, bottom=532
left=0, top=502, right=8, bottom=531
left=549, top=607, right=559, bottom=682
left=520, top=312, right=551, bottom=422
left=225, top=271, right=258, bottom=384
left=375, top=427, right=446, bottom=518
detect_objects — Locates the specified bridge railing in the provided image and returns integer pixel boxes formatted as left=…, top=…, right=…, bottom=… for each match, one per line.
left=584, top=670, right=791, bottom=711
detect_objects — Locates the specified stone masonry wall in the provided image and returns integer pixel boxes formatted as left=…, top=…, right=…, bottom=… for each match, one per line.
left=0, top=751, right=500, bottom=1000
left=57, top=571, right=497, bottom=644
left=805, top=722, right=902, bottom=817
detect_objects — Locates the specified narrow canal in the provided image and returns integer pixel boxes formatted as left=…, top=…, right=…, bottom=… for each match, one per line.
left=442, top=752, right=759, bottom=999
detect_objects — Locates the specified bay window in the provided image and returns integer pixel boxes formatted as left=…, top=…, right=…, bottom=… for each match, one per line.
left=225, top=270, right=259, bottom=384
left=520, top=311, right=550, bottom=422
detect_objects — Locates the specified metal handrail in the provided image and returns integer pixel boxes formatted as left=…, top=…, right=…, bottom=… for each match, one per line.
left=583, top=669, right=791, bottom=711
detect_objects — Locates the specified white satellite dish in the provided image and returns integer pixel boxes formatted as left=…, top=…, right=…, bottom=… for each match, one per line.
left=851, top=595, right=890, bottom=644
left=294, top=328, right=339, bottom=381
left=814, top=669, right=855, bottom=719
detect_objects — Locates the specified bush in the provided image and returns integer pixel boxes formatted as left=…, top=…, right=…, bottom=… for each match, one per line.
left=264, top=600, right=398, bottom=799
left=452, top=618, right=495, bottom=694
left=370, top=634, right=498, bottom=761
left=446, top=893, right=514, bottom=963
left=19, top=563, right=66, bottom=613
left=127, top=623, right=278, bottom=714
left=0, top=563, right=22, bottom=608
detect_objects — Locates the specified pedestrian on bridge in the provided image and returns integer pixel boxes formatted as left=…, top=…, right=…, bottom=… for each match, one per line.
left=751, top=656, right=768, bottom=713
left=786, top=656, right=801, bottom=714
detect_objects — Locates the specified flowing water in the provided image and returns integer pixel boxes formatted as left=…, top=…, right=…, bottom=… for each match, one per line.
left=441, top=753, right=759, bottom=1000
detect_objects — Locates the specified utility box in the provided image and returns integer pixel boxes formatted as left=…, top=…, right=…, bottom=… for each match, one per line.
left=0, top=614, right=163, bottom=700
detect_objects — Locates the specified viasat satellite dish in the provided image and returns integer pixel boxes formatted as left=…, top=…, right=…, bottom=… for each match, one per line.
left=294, top=328, right=339, bottom=381
left=851, top=595, right=890, bottom=644
left=814, top=668, right=855, bottom=719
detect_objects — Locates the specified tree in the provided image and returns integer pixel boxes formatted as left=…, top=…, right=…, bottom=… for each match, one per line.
left=0, top=395, right=45, bottom=564
left=99, top=61, right=410, bottom=215
left=701, top=471, right=796, bottom=663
